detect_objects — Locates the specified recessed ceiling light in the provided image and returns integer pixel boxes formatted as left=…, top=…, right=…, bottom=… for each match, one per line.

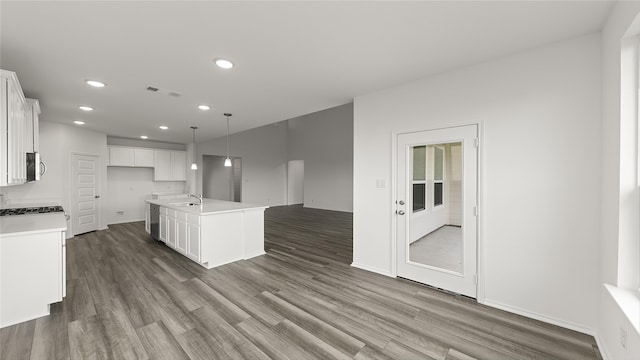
left=198, top=105, right=211, bottom=110
left=73, top=121, right=85, bottom=125
left=140, top=135, right=148, bottom=139
left=78, top=105, right=94, bottom=111
left=159, top=125, right=169, bottom=130
left=86, top=80, right=106, bottom=88
left=214, top=58, right=234, bottom=69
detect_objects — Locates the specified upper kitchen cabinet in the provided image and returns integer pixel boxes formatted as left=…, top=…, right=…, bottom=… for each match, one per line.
left=25, top=98, right=40, bottom=153
left=108, top=146, right=154, bottom=167
left=154, top=150, right=187, bottom=181
left=1, top=70, right=30, bottom=186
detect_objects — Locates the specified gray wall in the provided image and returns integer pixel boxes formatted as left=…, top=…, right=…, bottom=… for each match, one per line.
left=288, top=103, right=353, bottom=212
left=196, top=122, right=288, bottom=206
left=195, top=103, right=354, bottom=212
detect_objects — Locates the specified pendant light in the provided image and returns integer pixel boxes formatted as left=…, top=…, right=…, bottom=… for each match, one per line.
left=190, top=126, right=198, bottom=170
left=224, top=113, right=232, bottom=167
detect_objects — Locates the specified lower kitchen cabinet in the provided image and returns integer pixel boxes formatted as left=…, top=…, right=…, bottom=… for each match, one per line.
left=159, top=207, right=168, bottom=243
left=0, top=227, right=66, bottom=328
left=175, top=213, right=188, bottom=255
left=187, top=220, right=201, bottom=262
left=167, top=209, right=177, bottom=248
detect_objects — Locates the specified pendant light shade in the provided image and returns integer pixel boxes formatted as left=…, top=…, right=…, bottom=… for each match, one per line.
left=190, top=126, right=198, bottom=170
left=224, top=113, right=232, bottom=167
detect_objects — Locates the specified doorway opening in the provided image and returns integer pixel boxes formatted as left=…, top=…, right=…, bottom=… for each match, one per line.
left=287, top=160, right=304, bottom=205
left=202, top=155, right=242, bottom=202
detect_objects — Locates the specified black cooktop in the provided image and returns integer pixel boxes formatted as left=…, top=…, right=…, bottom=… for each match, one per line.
left=0, top=206, right=65, bottom=216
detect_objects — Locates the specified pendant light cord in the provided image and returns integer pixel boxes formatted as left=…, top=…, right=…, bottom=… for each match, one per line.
left=224, top=113, right=232, bottom=160
left=226, top=116, right=230, bottom=159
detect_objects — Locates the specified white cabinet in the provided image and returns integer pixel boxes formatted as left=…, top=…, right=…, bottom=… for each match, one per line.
left=134, top=149, right=154, bottom=167
left=1, top=70, right=28, bottom=186
left=167, top=209, right=177, bottom=248
left=186, top=215, right=201, bottom=262
left=1, top=229, right=66, bottom=328
left=109, top=147, right=133, bottom=166
left=176, top=211, right=188, bottom=255
left=1, top=71, right=41, bottom=187
left=159, top=207, right=168, bottom=243
left=25, top=99, right=40, bottom=153
left=171, top=151, right=187, bottom=180
left=154, top=150, right=187, bottom=181
left=108, top=146, right=155, bottom=167
left=146, top=204, right=201, bottom=261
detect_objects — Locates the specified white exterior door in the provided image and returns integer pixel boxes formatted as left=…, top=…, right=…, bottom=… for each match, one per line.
left=72, top=154, right=100, bottom=235
left=396, top=124, right=478, bottom=298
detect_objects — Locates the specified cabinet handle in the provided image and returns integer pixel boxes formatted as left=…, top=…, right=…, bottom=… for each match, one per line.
left=95, top=195, right=100, bottom=199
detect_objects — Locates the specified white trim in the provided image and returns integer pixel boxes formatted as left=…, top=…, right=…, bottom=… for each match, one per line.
left=595, top=332, right=612, bottom=360
left=390, top=131, right=398, bottom=277
left=351, top=262, right=394, bottom=277
left=476, top=120, right=486, bottom=304
left=393, top=122, right=480, bottom=297
left=483, top=298, right=597, bottom=336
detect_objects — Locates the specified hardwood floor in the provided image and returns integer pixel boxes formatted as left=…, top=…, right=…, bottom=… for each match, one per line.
left=1, top=205, right=602, bottom=359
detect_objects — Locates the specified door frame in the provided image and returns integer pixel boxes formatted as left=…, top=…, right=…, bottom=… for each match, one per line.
left=390, top=122, right=486, bottom=302
left=69, top=152, right=103, bottom=236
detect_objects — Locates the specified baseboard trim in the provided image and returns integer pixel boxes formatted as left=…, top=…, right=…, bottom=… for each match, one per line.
left=483, top=299, right=597, bottom=336
left=350, top=262, right=393, bottom=277
left=244, top=251, right=266, bottom=260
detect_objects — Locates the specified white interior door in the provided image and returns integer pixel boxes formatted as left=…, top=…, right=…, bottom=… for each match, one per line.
left=72, top=153, right=100, bottom=235
left=396, top=125, right=478, bottom=297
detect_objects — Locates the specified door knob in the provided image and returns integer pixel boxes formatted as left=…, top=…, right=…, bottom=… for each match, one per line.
left=397, top=210, right=405, bottom=215
left=95, top=195, right=100, bottom=199
left=398, top=200, right=405, bottom=205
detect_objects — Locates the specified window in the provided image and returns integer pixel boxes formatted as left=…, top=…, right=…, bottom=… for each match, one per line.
left=433, top=146, right=444, bottom=207
left=412, top=146, right=426, bottom=212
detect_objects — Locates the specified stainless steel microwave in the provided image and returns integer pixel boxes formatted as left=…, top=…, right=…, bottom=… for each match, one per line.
left=26, top=152, right=44, bottom=182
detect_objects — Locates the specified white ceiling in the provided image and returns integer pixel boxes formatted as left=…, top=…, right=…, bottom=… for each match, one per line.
left=0, top=1, right=614, bottom=144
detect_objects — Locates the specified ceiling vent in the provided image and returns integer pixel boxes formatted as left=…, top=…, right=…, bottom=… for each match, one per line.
left=167, top=91, right=182, bottom=97
left=146, top=86, right=159, bottom=92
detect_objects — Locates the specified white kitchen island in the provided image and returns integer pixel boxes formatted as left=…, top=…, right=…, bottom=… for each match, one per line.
left=145, top=198, right=268, bottom=269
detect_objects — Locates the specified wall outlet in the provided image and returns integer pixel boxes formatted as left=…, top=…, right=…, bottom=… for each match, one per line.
left=620, top=326, right=627, bottom=349
left=116, top=210, right=124, bottom=216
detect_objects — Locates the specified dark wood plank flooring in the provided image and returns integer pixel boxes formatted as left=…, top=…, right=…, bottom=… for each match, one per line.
left=1, top=205, right=602, bottom=359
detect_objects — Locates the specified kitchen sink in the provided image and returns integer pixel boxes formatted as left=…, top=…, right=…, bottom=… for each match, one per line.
left=170, top=201, right=200, bottom=207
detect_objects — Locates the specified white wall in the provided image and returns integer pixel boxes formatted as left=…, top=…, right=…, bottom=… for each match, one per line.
left=287, top=103, right=353, bottom=212
left=106, top=167, right=184, bottom=224
left=196, top=122, right=288, bottom=206
left=353, top=34, right=601, bottom=333
left=599, top=2, right=640, bottom=359
left=0, top=121, right=109, bottom=236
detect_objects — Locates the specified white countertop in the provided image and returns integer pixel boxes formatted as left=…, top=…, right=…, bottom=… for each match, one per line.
left=0, top=213, right=67, bottom=237
left=145, top=198, right=268, bottom=215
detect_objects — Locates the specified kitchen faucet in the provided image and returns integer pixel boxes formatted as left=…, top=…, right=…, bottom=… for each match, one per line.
left=189, top=193, right=203, bottom=204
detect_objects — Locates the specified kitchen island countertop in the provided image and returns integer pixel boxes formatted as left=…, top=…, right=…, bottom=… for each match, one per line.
left=145, top=198, right=268, bottom=216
